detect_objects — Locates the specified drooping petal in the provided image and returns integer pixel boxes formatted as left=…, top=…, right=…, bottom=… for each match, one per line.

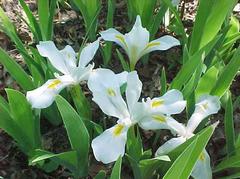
left=141, top=35, right=180, bottom=56
left=79, top=38, right=100, bottom=67
left=124, top=15, right=150, bottom=62
left=139, top=115, right=186, bottom=136
left=126, top=71, right=142, bottom=114
left=155, top=137, right=186, bottom=156
left=37, top=41, right=74, bottom=74
left=146, top=89, right=186, bottom=115
left=60, top=45, right=77, bottom=69
left=26, top=76, right=73, bottom=109
left=191, top=150, right=212, bottom=179
left=100, top=28, right=128, bottom=51
left=187, top=95, right=220, bottom=133
left=91, top=124, right=128, bottom=164
left=87, top=68, right=129, bottom=119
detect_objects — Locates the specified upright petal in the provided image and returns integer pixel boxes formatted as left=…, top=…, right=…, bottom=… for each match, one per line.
left=146, top=89, right=186, bottom=115
left=71, top=64, right=94, bottom=82
left=91, top=124, right=128, bottom=164
left=126, top=71, right=142, bottom=114
left=191, top=150, right=212, bottom=179
left=60, top=45, right=77, bottom=69
left=124, top=15, right=150, bottom=62
left=37, top=41, right=74, bottom=74
left=141, top=35, right=180, bottom=56
left=26, top=76, right=73, bottom=109
left=187, top=95, right=220, bottom=133
left=116, top=71, right=128, bottom=86
left=100, top=28, right=128, bottom=51
left=155, top=137, right=186, bottom=156
left=79, top=38, right=100, bottom=67
left=88, top=69, right=129, bottom=119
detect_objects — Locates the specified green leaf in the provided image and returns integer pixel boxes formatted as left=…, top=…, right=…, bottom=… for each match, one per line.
left=140, top=156, right=170, bottom=179
left=6, top=89, right=40, bottom=148
left=116, top=49, right=130, bottom=72
left=214, top=155, right=240, bottom=172
left=189, top=0, right=236, bottom=54
left=163, top=123, right=217, bottom=179
left=224, top=92, right=235, bottom=156
left=0, top=7, right=38, bottom=70
left=127, top=126, right=143, bottom=162
left=0, top=104, right=32, bottom=153
left=56, top=95, right=89, bottom=176
left=211, top=48, right=240, bottom=97
left=47, top=0, right=57, bottom=40
left=94, top=170, right=106, bottom=179
left=0, top=47, right=34, bottom=90
left=69, top=85, right=92, bottom=120
left=30, top=149, right=78, bottom=174
left=195, top=66, right=219, bottom=99
left=110, top=157, right=122, bottom=179
left=38, top=0, right=49, bottom=40
left=18, top=0, right=42, bottom=41
left=171, top=37, right=219, bottom=90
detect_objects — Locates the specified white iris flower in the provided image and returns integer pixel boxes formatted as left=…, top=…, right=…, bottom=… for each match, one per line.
left=87, top=68, right=145, bottom=164
left=100, top=15, right=180, bottom=70
left=139, top=89, right=186, bottom=131
left=155, top=95, right=220, bottom=179
left=26, top=39, right=99, bottom=109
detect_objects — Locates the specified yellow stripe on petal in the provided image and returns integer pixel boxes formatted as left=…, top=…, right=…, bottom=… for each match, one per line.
left=199, top=152, right=205, bottom=161
left=152, top=115, right=166, bottom=123
left=151, top=100, right=164, bottom=108
left=115, top=35, right=128, bottom=48
left=145, top=42, right=160, bottom=50
left=47, top=79, right=61, bottom=89
left=113, top=124, right=124, bottom=136
left=107, top=88, right=116, bottom=97
left=202, top=103, right=208, bottom=110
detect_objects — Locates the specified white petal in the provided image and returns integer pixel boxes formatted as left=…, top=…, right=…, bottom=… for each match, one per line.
left=79, top=38, right=100, bottom=67
left=147, top=89, right=186, bottom=115
left=130, top=102, right=146, bottom=123
left=142, top=35, right=180, bottom=56
left=155, top=137, right=186, bottom=156
left=87, top=69, right=129, bottom=119
left=139, top=115, right=186, bottom=135
left=191, top=150, right=212, bottom=179
left=126, top=71, right=142, bottom=114
left=26, top=77, right=71, bottom=109
left=91, top=124, right=128, bottom=164
left=100, top=28, right=127, bottom=51
left=71, top=64, right=94, bottom=82
left=187, top=95, right=220, bottom=133
left=37, top=41, right=73, bottom=74
left=124, top=15, right=150, bottom=62
left=116, top=71, right=128, bottom=86
left=60, top=45, right=77, bottom=69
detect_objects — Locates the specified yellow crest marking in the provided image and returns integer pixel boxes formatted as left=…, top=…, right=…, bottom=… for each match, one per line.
left=113, top=124, right=124, bottom=136
left=145, top=42, right=160, bottom=50
left=152, top=115, right=166, bottom=123
left=199, top=152, right=205, bottom=161
left=47, top=79, right=61, bottom=89
left=107, top=88, right=116, bottom=97
left=151, top=100, right=164, bottom=108
left=115, top=35, right=128, bottom=47
left=202, top=103, right=208, bottom=110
